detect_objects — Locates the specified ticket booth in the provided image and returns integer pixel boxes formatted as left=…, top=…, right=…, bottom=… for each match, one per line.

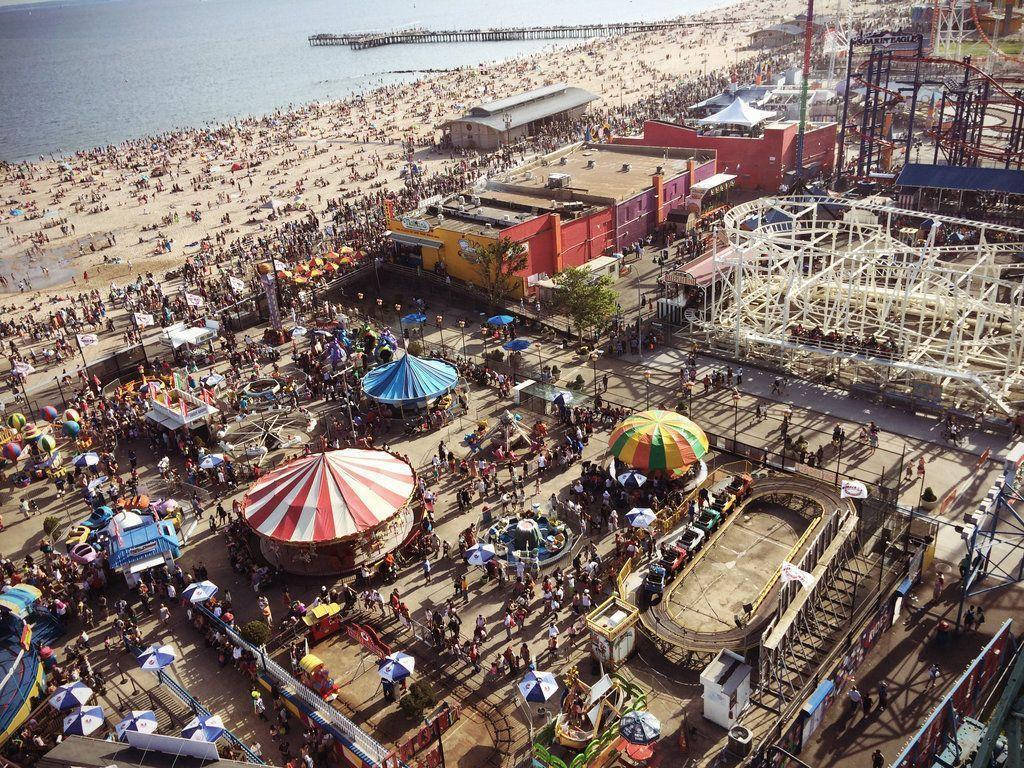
left=700, top=649, right=752, bottom=729
left=585, top=597, right=640, bottom=671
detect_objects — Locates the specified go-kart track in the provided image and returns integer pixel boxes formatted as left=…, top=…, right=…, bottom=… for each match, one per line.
left=642, top=474, right=851, bottom=653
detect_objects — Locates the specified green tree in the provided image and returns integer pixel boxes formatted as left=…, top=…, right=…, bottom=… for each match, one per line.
left=554, top=267, right=619, bottom=341
left=472, top=237, right=529, bottom=304
left=240, top=620, right=271, bottom=647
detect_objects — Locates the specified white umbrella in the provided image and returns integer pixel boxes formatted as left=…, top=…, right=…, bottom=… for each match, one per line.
left=137, top=643, right=177, bottom=670
left=182, top=580, right=218, bottom=604
left=49, top=681, right=93, bottom=711
left=181, top=713, right=225, bottom=742
left=115, top=710, right=158, bottom=738
left=87, top=475, right=108, bottom=492
left=73, top=452, right=101, bottom=468
left=63, top=706, right=105, bottom=735
left=199, top=453, right=225, bottom=470
left=378, top=652, right=416, bottom=682
left=519, top=670, right=558, bottom=702
left=465, top=543, right=496, bottom=567
left=626, top=507, right=657, bottom=528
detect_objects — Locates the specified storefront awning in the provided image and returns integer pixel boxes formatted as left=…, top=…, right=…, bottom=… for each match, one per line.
left=129, top=555, right=167, bottom=574
left=389, top=232, right=443, bottom=249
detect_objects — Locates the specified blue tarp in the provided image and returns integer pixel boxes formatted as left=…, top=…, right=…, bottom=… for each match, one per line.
left=896, top=163, right=1024, bottom=195
left=361, top=353, right=459, bottom=407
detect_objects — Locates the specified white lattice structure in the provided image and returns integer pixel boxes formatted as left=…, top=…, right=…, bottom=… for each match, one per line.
left=934, top=0, right=968, bottom=58
left=694, top=196, right=1024, bottom=414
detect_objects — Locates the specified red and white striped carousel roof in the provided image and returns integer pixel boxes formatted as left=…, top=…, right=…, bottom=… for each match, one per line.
left=242, top=449, right=416, bottom=544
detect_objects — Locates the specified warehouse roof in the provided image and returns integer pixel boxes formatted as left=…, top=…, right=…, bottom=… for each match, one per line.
left=896, top=163, right=1024, bottom=195
left=449, top=83, right=598, bottom=132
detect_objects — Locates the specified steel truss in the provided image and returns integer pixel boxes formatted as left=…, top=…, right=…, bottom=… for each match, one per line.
left=696, top=196, right=1024, bottom=415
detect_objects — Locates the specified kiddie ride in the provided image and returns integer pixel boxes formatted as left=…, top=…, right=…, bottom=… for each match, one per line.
left=299, top=654, right=340, bottom=701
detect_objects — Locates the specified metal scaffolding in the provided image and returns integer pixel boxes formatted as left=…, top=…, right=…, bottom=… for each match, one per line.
left=693, top=196, right=1024, bottom=414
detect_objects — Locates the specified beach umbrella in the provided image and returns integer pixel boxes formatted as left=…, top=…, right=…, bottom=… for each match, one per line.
left=63, top=706, right=104, bottom=736
left=486, top=315, right=515, bottom=327
left=617, top=470, right=647, bottom=488
left=465, top=543, right=496, bottom=566
left=6, top=413, right=26, bottom=430
left=626, top=507, right=657, bottom=529
left=617, top=741, right=655, bottom=762
left=552, top=391, right=573, bottom=407
left=2, top=443, right=21, bottom=462
left=609, top=410, right=709, bottom=471
left=181, top=713, right=225, bottom=742
left=183, top=580, right=219, bottom=604
left=38, top=434, right=56, bottom=454
left=115, top=710, right=158, bottom=739
left=502, top=338, right=531, bottom=352
left=619, top=710, right=662, bottom=745
left=378, top=652, right=416, bottom=682
left=40, top=405, right=59, bottom=422
left=401, top=312, right=427, bottom=326
left=199, top=453, right=225, bottom=470
left=63, top=420, right=81, bottom=437
left=518, top=670, right=559, bottom=702
left=137, top=643, right=176, bottom=670
left=63, top=409, right=81, bottom=423
left=73, top=452, right=101, bottom=468
left=87, top=475, right=108, bottom=493
left=49, top=681, right=93, bottom=711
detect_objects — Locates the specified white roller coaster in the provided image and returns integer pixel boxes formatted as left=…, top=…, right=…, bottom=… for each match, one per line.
left=691, top=196, right=1024, bottom=414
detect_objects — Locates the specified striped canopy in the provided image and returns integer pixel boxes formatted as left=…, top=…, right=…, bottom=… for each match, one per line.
left=361, top=353, right=458, bottom=407
left=609, top=410, right=709, bottom=470
left=243, top=449, right=416, bottom=544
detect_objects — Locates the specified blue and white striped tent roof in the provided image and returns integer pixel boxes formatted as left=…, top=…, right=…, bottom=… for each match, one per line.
left=361, top=353, right=459, bottom=407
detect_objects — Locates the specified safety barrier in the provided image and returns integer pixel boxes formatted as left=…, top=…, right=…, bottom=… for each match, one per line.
left=747, top=515, right=821, bottom=617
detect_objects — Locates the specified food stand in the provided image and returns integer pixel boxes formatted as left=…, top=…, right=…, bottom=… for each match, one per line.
left=586, top=596, right=640, bottom=671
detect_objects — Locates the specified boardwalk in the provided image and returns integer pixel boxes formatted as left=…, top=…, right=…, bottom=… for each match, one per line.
left=308, top=19, right=739, bottom=49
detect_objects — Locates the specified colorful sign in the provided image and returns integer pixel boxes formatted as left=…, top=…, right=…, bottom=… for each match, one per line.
left=345, top=622, right=391, bottom=659
left=401, top=216, right=431, bottom=233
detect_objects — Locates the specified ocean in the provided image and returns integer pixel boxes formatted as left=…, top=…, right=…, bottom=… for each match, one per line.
left=0, top=0, right=718, bottom=162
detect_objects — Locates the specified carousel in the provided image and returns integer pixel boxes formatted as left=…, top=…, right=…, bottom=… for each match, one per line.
left=241, top=448, right=417, bottom=575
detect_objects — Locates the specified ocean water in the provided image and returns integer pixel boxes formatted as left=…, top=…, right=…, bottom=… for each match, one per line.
left=0, top=0, right=719, bottom=161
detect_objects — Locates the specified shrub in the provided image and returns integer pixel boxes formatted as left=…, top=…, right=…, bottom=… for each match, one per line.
left=240, top=620, right=271, bottom=647
left=406, top=340, right=424, bottom=356
left=921, top=487, right=937, bottom=503
left=42, top=516, right=61, bottom=537
left=398, top=680, right=436, bottom=719
left=570, top=375, right=585, bottom=391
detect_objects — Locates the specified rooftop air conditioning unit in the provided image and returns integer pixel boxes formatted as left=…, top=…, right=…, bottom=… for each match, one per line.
left=541, top=158, right=549, bottom=166
left=622, top=163, right=631, bottom=172
left=547, top=172, right=571, bottom=189
left=457, top=195, right=465, bottom=205
left=471, top=196, right=481, bottom=207
left=502, top=215, right=512, bottom=223
left=586, top=159, right=596, bottom=169
left=524, top=171, right=534, bottom=180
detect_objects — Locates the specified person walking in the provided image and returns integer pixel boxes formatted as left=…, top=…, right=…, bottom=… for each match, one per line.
left=872, top=750, right=885, bottom=768
left=974, top=606, right=986, bottom=634
left=927, top=663, right=941, bottom=688
left=422, top=557, right=431, bottom=583
left=862, top=694, right=873, bottom=716
left=932, top=573, right=945, bottom=603
left=847, top=686, right=862, bottom=718
left=877, top=680, right=889, bottom=711
left=253, top=692, right=268, bottom=721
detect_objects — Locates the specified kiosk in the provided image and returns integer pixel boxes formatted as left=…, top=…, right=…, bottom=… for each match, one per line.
left=586, top=597, right=640, bottom=671
left=700, top=649, right=752, bottom=729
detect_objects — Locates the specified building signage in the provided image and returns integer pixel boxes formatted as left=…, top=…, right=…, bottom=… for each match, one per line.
left=852, top=33, right=921, bottom=46
left=345, top=622, right=391, bottom=658
left=400, top=216, right=431, bottom=233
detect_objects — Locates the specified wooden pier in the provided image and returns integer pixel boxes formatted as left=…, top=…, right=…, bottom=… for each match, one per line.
left=308, top=19, right=737, bottom=50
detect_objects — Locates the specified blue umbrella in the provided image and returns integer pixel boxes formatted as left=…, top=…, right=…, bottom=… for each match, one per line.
left=465, top=543, right=496, bottom=566
left=618, top=470, right=647, bottom=489
left=63, top=706, right=105, bottom=736
left=181, top=713, right=225, bottom=742
left=115, top=710, right=158, bottom=739
left=182, top=580, right=219, bottom=604
left=620, top=710, right=662, bottom=745
left=73, top=452, right=101, bottom=468
left=401, top=312, right=427, bottom=325
left=502, top=338, right=532, bottom=352
left=49, top=681, right=93, bottom=711
left=137, top=643, right=177, bottom=670
left=626, top=507, right=657, bottom=528
left=518, top=670, right=558, bottom=702
left=487, top=314, right=515, bottom=327
left=553, top=391, right=573, bottom=407
left=378, top=652, right=416, bottom=682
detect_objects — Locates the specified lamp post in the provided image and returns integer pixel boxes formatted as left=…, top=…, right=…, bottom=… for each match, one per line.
left=643, top=370, right=651, bottom=409
left=590, top=351, right=599, bottom=399
left=833, top=430, right=845, bottom=485
left=458, top=319, right=467, bottom=359
left=356, top=292, right=364, bottom=320
left=685, top=380, right=692, bottom=418
left=395, top=303, right=403, bottom=342
left=376, top=297, right=383, bottom=323
left=732, top=389, right=740, bottom=450
left=436, top=315, right=445, bottom=354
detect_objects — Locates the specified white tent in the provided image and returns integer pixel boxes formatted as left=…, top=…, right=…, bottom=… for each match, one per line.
left=160, top=322, right=216, bottom=350
left=697, top=98, right=776, bottom=129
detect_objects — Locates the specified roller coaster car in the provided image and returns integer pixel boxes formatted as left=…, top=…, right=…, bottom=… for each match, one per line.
left=64, top=525, right=92, bottom=550
left=695, top=508, right=723, bottom=534
left=657, top=542, right=690, bottom=577
left=726, top=473, right=754, bottom=500
left=641, top=563, right=667, bottom=598
left=675, top=525, right=705, bottom=554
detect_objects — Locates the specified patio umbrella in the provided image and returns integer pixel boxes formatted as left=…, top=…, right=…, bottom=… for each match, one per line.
left=609, top=410, right=709, bottom=471
left=617, top=470, right=647, bottom=488
left=198, top=453, right=225, bottom=470
left=137, top=643, right=177, bottom=670
left=619, top=710, right=662, bottom=745
left=552, top=391, right=573, bottom=407
left=49, top=681, right=93, bottom=711
left=183, top=580, right=219, bottom=604
left=486, top=315, right=515, bottom=326
left=626, top=508, right=657, bottom=528
left=73, top=452, right=101, bottom=468
left=115, top=710, right=158, bottom=738
left=617, top=741, right=656, bottom=762
left=378, top=652, right=416, bottom=682
left=87, top=475, right=108, bottom=492
left=518, top=670, right=558, bottom=702
left=181, top=713, right=225, bottom=742
left=502, top=338, right=531, bottom=352
left=465, top=543, right=496, bottom=566
left=63, top=706, right=105, bottom=736
left=401, top=312, right=427, bottom=325
left=291, top=326, right=308, bottom=338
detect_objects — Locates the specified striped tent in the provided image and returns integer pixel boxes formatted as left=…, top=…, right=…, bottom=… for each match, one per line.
left=361, top=353, right=458, bottom=407
left=609, top=410, right=709, bottom=471
left=242, top=449, right=416, bottom=544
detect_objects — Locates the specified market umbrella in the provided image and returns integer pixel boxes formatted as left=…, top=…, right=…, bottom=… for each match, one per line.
left=502, top=338, right=531, bottom=352
left=73, top=452, right=101, bottom=468
left=401, top=312, right=427, bottom=325
left=609, top=410, right=709, bottom=471
left=87, top=475, right=108, bottom=493
left=199, top=453, right=226, bottom=470
left=63, top=706, right=105, bottom=736
left=617, top=741, right=655, bottom=762
left=49, top=681, right=93, bottom=711
left=137, top=643, right=177, bottom=670
left=617, top=470, right=647, bottom=488
left=378, top=652, right=416, bottom=682
left=626, top=508, right=657, bottom=528
left=465, top=543, right=496, bottom=566
left=181, top=713, right=225, bottom=742
left=552, top=391, right=573, bottom=407
left=115, top=710, right=158, bottom=738
left=486, top=315, right=515, bottom=326
left=518, top=670, right=558, bottom=702
left=619, top=710, right=662, bottom=745
left=183, top=580, right=219, bottom=604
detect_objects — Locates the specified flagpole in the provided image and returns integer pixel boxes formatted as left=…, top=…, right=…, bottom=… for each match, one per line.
left=74, top=333, right=90, bottom=375
left=129, top=304, right=151, bottom=367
